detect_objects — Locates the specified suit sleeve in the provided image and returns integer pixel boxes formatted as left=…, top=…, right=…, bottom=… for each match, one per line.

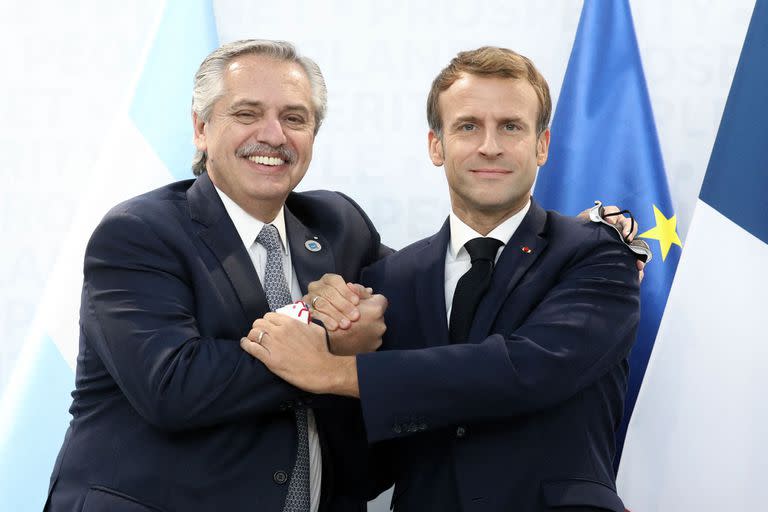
left=81, top=210, right=317, bottom=432
left=356, top=234, right=640, bottom=442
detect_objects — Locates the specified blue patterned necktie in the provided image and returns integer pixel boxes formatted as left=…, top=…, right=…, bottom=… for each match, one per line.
left=255, top=224, right=310, bottom=512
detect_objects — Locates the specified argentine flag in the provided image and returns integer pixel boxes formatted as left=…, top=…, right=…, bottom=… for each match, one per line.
left=0, top=1, right=217, bottom=509
left=617, top=0, right=768, bottom=509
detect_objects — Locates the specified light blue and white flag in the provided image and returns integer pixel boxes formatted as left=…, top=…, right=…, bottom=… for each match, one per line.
left=0, top=1, right=217, bottom=509
left=617, top=0, right=768, bottom=509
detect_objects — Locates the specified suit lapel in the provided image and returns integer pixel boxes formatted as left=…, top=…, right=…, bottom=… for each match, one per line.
left=414, top=219, right=451, bottom=347
left=284, top=206, right=335, bottom=294
left=188, top=173, right=270, bottom=321
left=468, top=201, right=549, bottom=342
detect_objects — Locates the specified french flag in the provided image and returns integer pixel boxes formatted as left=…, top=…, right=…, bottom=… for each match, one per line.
left=617, top=0, right=768, bottom=509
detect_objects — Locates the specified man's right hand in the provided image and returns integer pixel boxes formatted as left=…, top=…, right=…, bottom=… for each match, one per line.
left=305, top=273, right=373, bottom=330
left=305, top=273, right=388, bottom=355
left=320, top=293, right=388, bottom=356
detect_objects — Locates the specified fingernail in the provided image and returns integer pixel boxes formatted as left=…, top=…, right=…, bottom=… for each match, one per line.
left=340, top=318, right=351, bottom=329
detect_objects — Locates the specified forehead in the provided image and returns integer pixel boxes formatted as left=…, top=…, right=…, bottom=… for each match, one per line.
left=439, top=73, right=539, bottom=121
left=220, top=53, right=312, bottom=105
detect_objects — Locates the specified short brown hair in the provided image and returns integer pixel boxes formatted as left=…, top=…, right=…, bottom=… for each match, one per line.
left=427, top=46, right=552, bottom=137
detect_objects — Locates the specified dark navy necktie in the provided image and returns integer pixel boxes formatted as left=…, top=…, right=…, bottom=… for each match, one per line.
left=449, top=237, right=503, bottom=343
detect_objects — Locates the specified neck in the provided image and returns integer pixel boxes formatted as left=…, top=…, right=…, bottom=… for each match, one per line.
left=243, top=201, right=281, bottom=224
left=451, top=204, right=526, bottom=236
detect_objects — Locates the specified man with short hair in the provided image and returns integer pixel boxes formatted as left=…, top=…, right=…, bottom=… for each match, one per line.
left=244, top=46, right=641, bottom=512
left=45, top=39, right=389, bottom=512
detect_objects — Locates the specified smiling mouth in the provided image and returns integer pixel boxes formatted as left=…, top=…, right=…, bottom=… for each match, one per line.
left=246, top=155, right=286, bottom=166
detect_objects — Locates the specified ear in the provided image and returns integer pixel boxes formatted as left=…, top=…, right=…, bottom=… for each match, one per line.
left=193, top=112, right=207, bottom=151
left=536, top=128, right=550, bottom=167
left=428, top=130, right=444, bottom=166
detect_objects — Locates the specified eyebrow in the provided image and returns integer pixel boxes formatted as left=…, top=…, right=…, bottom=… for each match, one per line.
left=452, top=115, right=480, bottom=126
left=450, top=115, right=529, bottom=128
left=499, top=116, right=528, bottom=126
left=228, top=100, right=263, bottom=111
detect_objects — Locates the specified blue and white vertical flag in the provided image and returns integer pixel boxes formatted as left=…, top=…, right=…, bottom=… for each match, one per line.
left=533, top=0, right=681, bottom=465
left=0, top=2, right=217, bottom=509
left=617, top=0, right=768, bottom=509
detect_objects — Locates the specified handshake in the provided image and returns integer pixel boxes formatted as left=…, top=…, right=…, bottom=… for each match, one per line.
left=240, top=275, right=387, bottom=396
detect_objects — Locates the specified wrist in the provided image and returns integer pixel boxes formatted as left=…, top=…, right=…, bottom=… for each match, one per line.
left=325, top=355, right=360, bottom=398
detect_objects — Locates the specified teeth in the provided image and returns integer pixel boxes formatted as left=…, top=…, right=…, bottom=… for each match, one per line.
left=247, top=155, right=285, bottom=166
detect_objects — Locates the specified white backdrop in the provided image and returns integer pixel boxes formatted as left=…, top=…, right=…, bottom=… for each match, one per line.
left=0, top=0, right=756, bottom=507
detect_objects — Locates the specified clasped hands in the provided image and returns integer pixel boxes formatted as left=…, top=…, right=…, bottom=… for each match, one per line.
left=240, top=275, right=386, bottom=396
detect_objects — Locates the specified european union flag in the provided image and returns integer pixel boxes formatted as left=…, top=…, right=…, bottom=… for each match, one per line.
left=533, top=0, right=681, bottom=466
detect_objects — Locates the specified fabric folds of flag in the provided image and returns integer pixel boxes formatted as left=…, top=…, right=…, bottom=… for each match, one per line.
left=533, top=0, right=680, bottom=466
left=130, top=0, right=218, bottom=180
left=617, top=0, right=768, bottom=509
left=0, top=2, right=217, bottom=510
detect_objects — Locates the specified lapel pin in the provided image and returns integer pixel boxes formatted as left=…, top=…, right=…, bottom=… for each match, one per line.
left=305, top=239, right=322, bottom=252
left=521, top=246, right=533, bottom=254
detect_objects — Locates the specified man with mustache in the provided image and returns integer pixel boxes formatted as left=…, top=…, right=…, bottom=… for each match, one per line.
left=44, top=39, right=390, bottom=512
left=244, top=46, right=643, bottom=511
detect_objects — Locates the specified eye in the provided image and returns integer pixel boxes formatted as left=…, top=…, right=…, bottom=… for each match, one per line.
left=458, top=123, right=476, bottom=132
left=234, top=111, right=257, bottom=123
left=284, top=114, right=308, bottom=126
left=503, top=122, right=520, bottom=131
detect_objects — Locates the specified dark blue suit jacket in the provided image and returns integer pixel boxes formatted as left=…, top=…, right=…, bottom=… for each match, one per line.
left=357, top=200, right=640, bottom=512
left=46, top=173, right=388, bottom=512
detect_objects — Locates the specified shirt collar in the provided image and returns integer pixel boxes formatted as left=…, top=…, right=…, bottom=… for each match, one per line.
left=448, top=199, right=531, bottom=258
left=214, top=185, right=289, bottom=254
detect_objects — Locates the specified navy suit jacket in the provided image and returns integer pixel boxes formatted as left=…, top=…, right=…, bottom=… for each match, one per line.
left=357, top=200, right=640, bottom=512
left=46, top=173, right=388, bottom=512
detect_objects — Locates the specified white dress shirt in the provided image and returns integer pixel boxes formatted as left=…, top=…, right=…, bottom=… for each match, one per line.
left=444, top=200, right=531, bottom=321
left=215, top=187, right=321, bottom=512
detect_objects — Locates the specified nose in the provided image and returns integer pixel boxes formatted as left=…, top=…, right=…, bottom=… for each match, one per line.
left=257, top=115, right=288, bottom=147
left=478, top=130, right=503, bottom=158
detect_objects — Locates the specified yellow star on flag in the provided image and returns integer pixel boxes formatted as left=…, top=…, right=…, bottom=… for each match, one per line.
left=638, top=205, right=683, bottom=261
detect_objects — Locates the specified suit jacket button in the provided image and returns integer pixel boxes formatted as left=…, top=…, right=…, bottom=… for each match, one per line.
left=456, top=426, right=466, bottom=438
left=273, top=471, right=288, bottom=485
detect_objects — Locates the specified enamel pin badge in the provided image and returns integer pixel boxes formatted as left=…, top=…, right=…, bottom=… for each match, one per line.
left=304, top=239, right=322, bottom=252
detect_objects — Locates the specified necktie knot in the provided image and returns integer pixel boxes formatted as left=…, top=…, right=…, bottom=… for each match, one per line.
left=464, top=237, right=503, bottom=263
left=256, top=224, right=283, bottom=254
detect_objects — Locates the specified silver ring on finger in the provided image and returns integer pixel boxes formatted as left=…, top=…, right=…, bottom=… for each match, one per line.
left=311, top=296, right=322, bottom=310
left=257, top=330, right=267, bottom=344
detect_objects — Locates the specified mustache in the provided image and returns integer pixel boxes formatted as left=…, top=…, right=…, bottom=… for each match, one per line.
left=235, top=143, right=296, bottom=163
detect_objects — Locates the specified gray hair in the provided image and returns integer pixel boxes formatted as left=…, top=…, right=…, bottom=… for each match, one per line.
left=191, top=39, right=328, bottom=176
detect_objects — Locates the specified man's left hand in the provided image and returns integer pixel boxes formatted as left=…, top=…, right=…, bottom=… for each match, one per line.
left=578, top=204, right=646, bottom=282
left=241, top=313, right=358, bottom=396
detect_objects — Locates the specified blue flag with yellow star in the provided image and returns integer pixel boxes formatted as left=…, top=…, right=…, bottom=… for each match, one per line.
left=533, top=0, right=681, bottom=467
